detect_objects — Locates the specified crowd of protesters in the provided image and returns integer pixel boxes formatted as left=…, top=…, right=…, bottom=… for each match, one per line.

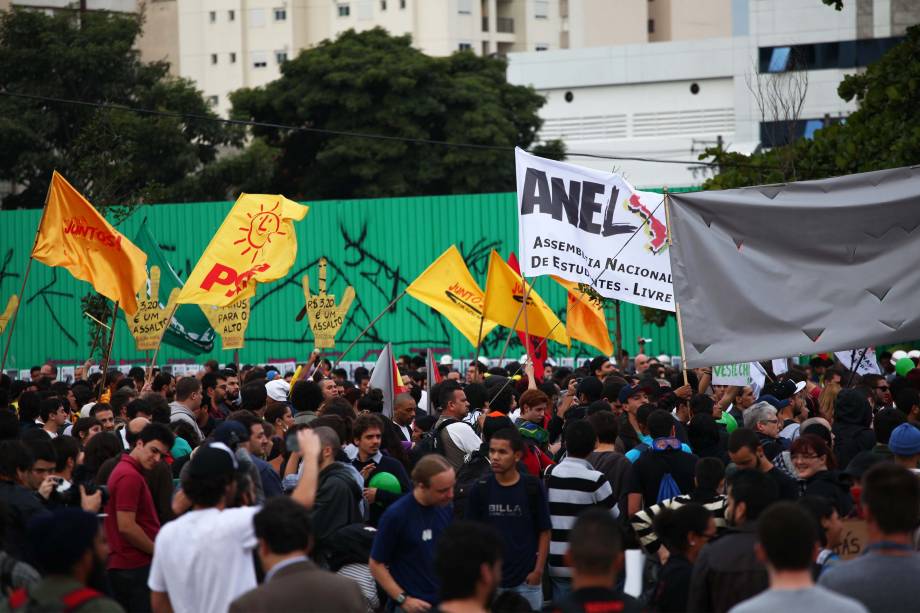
left=0, top=347, right=919, bottom=612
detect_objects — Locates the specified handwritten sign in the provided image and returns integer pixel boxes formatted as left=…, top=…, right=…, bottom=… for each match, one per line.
left=303, top=258, right=355, bottom=348
left=200, top=298, right=250, bottom=350
left=711, top=362, right=752, bottom=386
left=128, top=266, right=179, bottom=351
left=0, top=295, right=18, bottom=335
left=832, top=518, right=869, bottom=561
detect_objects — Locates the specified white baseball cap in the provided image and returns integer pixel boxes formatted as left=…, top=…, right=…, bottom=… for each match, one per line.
left=909, top=350, right=920, bottom=360
left=439, top=354, right=454, bottom=365
left=893, top=350, right=909, bottom=361
left=265, top=379, right=291, bottom=402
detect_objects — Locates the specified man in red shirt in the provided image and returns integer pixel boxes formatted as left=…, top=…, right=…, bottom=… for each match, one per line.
left=104, top=421, right=174, bottom=613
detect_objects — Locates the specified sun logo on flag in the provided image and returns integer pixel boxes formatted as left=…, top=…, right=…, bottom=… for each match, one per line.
left=234, top=201, right=286, bottom=263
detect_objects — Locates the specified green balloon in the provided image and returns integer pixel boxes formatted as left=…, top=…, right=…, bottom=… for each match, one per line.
left=896, top=357, right=915, bottom=377
left=368, top=471, right=402, bottom=498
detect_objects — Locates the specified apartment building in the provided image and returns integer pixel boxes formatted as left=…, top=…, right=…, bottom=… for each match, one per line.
left=507, top=0, right=918, bottom=187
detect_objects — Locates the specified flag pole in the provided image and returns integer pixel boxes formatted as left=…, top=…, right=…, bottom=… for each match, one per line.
left=522, top=277, right=531, bottom=360
left=98, top=300, right=119, bottom=397
left=0, top=181, right=53, bottom=373
left=497, top=281, right=532, bottom=365
left=663, top=189, right=689, bottom=386
left=147, top=302, right=178, bottom=373
left=333, top=289, right=406, bottom=367
left=472, top=314, right=486, bottom=367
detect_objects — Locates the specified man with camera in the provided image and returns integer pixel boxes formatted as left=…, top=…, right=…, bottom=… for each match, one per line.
left=104, top=421, right=175, bottom=613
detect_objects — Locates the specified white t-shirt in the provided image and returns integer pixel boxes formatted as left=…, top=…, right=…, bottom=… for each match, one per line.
left=148, top=506, right=259, bottom=613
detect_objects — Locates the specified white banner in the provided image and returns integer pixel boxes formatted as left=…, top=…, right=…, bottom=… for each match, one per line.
left=835, top=348, right=881, bottom=376
left=515, top=148, right=674, bottom=311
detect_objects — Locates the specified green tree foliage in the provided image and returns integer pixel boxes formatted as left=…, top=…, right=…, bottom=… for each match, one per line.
left=702, top=25, right=920, bottom=190
left=0, top=9, right=238, bottom=211
left=230, top=28, right=562, bottom=200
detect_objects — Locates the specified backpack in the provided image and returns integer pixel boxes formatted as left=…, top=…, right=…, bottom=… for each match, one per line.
left=415, top=418, right=477, bottom=458
left=656, top=473, right=681, bottom=504
left=322, top=523, right=377, bottom=572
left=8, top=586, right=102, bottom=613
left=452, top=450, right=493, bottom=520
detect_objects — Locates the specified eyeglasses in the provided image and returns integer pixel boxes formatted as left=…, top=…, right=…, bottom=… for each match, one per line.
left=791, top=453, right=820, bottom=461
left=761, top=418, right=779, bottom=424
left=877, top=386, right=890, bottom=391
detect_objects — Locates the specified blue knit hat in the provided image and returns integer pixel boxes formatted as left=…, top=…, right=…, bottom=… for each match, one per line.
left=889, top=423, right=920, bottom=456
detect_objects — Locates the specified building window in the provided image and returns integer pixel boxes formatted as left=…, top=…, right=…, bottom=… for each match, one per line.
left=400, top=0, right=406, bottom=8
left=458, top=42, right=472, bottom=51
left=230, top=52, right=237, bottom=63
left=690, top=82, right=700, bottom=94
left=275, top=51, right=288, bottom=64
left=338, top=3, right=350, bottom=16
left=380, top=0, right=386, bottom=9
left=252, top=52, right=268, bottom=68
left=209, top=10, right=216, bottom=23
left=564, top=91, right=574, bottom=103
left=536, top=44, right=549, bottom=51
left=534, top=0, right=548, bottom=18
left=458, top=0, right=471, bottom=14
left=758, top=36, right=903, bottom=73
left=228, top=10, right=235, bottom=21
left=274, top=7, right=287, bottom=20
left=648, top=19, right=655, bottom=33
left=207, top=95, right=218, bottom=106
left=210, top=53, right=218, bottom=65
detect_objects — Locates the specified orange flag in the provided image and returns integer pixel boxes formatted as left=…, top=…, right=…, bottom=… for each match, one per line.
left=32, top=172, right=147, bottom=315
left=553, top=276, right=613, bottom=356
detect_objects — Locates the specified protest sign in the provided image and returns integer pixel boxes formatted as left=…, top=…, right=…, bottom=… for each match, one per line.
left=127, top=266, right=179, bottom=351
left=835, top=348, right=882, bottom=376
left=303, top=257, right=354, bottom=349
left=515, top=148, right=673, bottom=311
left=711, top=363, right=751, bottom=386
left=200, top=298, right=250, bottom=350
left=833, top=519, right=869, bottom=561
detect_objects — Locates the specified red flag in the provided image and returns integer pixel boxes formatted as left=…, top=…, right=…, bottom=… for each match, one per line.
left=507, top=253, right=546, bottom=383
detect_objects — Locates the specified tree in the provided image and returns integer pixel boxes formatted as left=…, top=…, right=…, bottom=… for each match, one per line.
left=701, top=25, right=920, bottom=190
left=0, top=9, right=238, bottom=211
left=230, top=28, right=562, bottom=200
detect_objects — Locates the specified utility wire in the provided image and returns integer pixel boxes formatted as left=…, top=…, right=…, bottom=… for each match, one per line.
left=0, top=89, right=799, bottom=171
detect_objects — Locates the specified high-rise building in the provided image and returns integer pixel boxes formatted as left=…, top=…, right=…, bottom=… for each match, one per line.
left=507, top=0, right=918, bottom=187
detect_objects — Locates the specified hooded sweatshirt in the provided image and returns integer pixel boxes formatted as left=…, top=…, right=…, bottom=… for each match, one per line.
left=802, top=469, right=854, bottom=517
left=832, top=389, right=876, bottom=470
left=312, top=462, right=363, bottom=548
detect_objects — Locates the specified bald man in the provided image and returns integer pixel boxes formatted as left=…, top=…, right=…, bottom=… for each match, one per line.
left=634, top=354, right=650, bottom=375
left=96, top=417, right=176, bottom=524
left=392, top=393, right=418, bottom=442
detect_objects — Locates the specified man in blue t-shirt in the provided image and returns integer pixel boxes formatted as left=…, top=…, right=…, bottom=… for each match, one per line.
left=370, top=454, right=455, bottom=612
left=467, top=428, right=552, bottom=611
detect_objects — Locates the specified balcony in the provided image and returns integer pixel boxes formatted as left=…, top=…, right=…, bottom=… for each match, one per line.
left=497, top=17, right=514, bottom=33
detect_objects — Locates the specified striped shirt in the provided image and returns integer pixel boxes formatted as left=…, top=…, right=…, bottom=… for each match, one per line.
left=546, top=457, right=618, bottom=578
left=629, top=490, right=727, bottom=554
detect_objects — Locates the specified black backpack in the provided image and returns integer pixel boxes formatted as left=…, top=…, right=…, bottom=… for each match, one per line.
left=415, top=418, right=477, bottom=458
left=452, top=450, right=493, bottom=520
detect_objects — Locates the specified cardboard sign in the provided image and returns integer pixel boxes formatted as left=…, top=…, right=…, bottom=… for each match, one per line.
left=0, top=295, right=18, bottom=335
left=832, top=519, right=869, bottom=561
left=128, top=266, right=180, bottom=351
left=711, top=362, right=752, bottom=386
left=303, top=258, right=355, bottom=349
left=200, top=298, right=250, bottom=350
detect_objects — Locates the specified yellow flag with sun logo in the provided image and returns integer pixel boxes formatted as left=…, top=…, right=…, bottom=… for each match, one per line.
left=176, top=194, right=308, bottom=307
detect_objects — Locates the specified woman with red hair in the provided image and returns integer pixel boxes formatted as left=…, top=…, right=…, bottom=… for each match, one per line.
left=791, top=434, right=854, bottom=517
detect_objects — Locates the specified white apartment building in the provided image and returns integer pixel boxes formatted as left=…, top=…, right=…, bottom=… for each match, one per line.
left=508, top=0, right=918, bottom=188
left=175, top=0, right=734, bottom=116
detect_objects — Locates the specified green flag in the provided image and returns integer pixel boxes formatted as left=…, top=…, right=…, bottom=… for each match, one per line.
left=133, top=220, right=215, bottom=355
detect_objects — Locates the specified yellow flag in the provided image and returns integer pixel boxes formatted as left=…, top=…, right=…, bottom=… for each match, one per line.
left=32, top=172, right=147, bottom=315
left=483, top=250, right=569, bottom=346
left=553, top=276, right=613, bottom=356
left=176, top=194, right=308, bottom=306
left=406, top=246, right=498, bottom=347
